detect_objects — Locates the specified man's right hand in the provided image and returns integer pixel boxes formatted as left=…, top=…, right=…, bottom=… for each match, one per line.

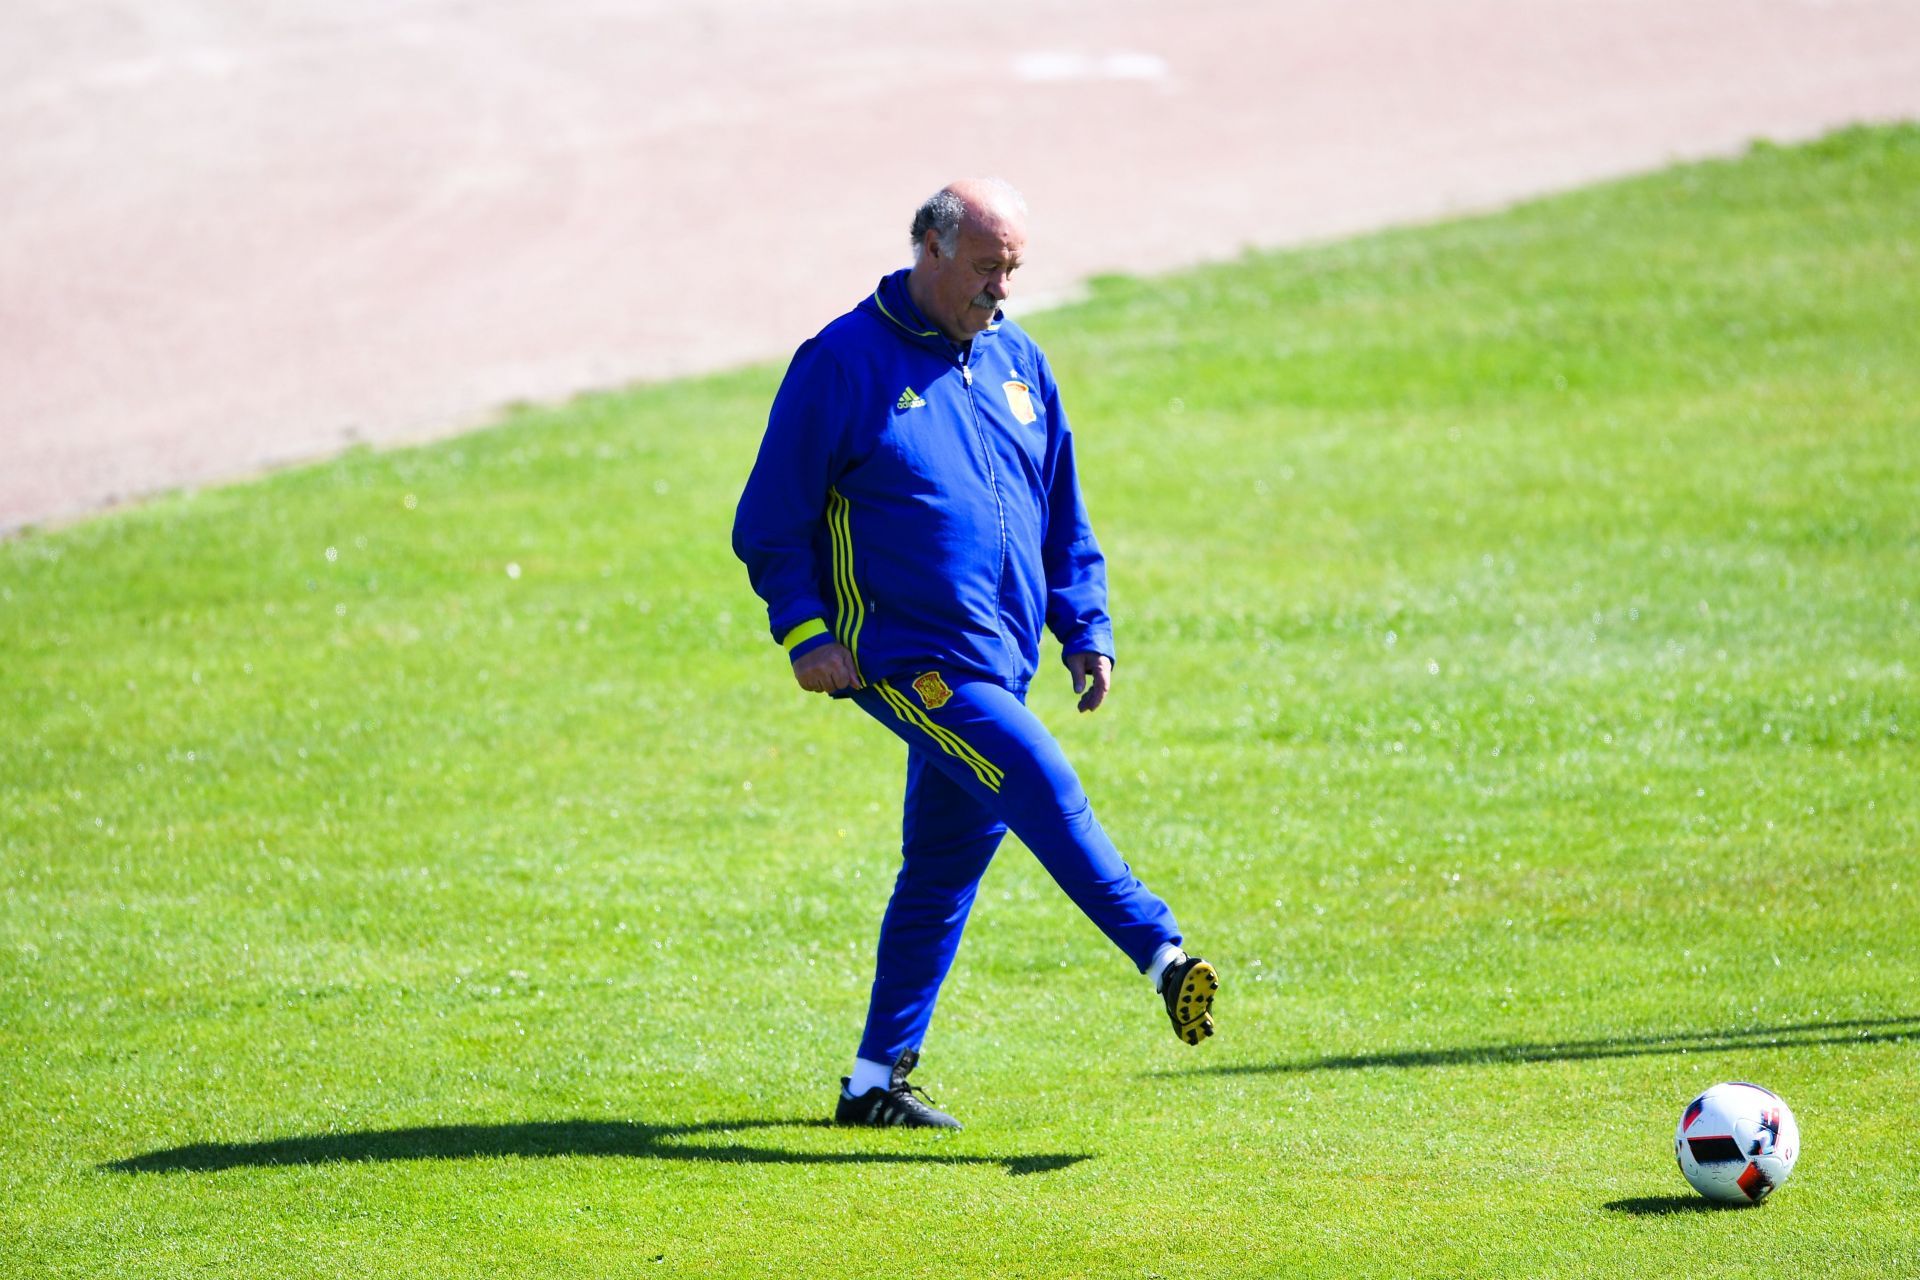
left=793, top=642, right=862, bottom=693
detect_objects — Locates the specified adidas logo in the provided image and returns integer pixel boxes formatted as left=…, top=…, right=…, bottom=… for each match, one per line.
left=896, top=387, right=927, bottom=410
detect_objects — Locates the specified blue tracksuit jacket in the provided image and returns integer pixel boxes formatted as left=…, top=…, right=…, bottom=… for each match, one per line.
left=732, top=269, right=1113, bottom=692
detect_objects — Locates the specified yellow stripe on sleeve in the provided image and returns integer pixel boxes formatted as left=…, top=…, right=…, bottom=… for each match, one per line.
left=826, top=488, right=865, bottom=681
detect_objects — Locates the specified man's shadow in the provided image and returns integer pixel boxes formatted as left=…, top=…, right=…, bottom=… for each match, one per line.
left=1157, top=1013, right=1920, bottom=1077
left=103, top=1118, right=1088, bottom=1178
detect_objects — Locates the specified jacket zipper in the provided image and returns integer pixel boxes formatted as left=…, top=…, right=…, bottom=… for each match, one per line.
left=959, top=353, right=1013, bottom=673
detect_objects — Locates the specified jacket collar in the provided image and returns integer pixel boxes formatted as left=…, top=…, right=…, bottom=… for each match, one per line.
left=860, top=268, right=1001, bottom=362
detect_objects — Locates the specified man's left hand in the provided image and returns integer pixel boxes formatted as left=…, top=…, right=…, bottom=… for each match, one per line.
left=1067, top=652, right=1112, bottom=714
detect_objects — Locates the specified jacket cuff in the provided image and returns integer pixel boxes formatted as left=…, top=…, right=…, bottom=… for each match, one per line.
left=1060, top=630, right=1115, bottom=666
left=781, top=619, right=833, bottom=661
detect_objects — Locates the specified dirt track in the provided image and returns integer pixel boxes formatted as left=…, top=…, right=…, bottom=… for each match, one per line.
left=5, top=0, right=1918, bottom=533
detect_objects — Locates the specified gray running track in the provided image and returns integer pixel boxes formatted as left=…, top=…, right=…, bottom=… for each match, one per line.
left=4, top=0, right=1917, bottom=532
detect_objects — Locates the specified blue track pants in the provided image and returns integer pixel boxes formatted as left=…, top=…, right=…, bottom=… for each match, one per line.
left=848, top=670, right=1181, bottom=1065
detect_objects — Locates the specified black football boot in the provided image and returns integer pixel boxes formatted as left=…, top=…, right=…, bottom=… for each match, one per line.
left=834, top=1049, right=962, bottom=1129
left=1161, top=955, right=1219, bottom=1045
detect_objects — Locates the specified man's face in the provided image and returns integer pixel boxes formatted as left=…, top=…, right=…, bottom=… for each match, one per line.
left=919, top=212, right=1026, bottom=342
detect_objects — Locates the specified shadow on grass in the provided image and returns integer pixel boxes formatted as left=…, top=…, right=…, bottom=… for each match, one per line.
left=1604, top=1195, right=1749, bottom=1216
left=103, top=1118, right=1088, bottom=1178
left=1163, top=1013, right=1920, bottom=1078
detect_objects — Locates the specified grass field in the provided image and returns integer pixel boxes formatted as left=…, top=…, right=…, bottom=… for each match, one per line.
left=4, top=125, right=1918, bottom=1278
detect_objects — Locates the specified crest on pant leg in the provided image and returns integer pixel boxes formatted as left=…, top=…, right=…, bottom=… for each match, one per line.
left=912, top=671, right=954, bottom=710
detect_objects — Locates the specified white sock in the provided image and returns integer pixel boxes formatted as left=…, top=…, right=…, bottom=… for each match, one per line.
left=846, top=1056, right=895, bottom=1097
left=1147, top=942, right=1186, bottom=993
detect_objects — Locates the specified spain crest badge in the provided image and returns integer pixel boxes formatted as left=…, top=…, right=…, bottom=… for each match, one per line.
left=1001, top=380, right=1037, bottom=425
left=911, top=670, right=955, bottom=710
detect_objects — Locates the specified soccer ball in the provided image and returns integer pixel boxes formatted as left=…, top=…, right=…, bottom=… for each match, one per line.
left=1674, top=1081, right=1800, bottom=1204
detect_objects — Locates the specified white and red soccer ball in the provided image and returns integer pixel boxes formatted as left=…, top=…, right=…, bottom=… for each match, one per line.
left=1675, top=1082, right=1800, bottom=1203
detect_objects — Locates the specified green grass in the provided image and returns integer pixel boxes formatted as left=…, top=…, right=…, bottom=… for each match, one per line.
left=4, top=125, right=1918, bottom=1277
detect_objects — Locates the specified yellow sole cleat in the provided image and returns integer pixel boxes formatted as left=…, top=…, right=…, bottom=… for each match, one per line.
left=1162, top=957, right=1218, bottom=1045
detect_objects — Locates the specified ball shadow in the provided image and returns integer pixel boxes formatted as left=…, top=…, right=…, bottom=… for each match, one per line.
left=1604, top=1195, right=1751, bottom=1216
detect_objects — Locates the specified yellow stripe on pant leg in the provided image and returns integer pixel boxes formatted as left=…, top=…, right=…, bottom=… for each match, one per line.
left=900, top=689, right=1006, bottom=788
left=876, top=684, right=999, bottom=791
left=874, top=684, right=971, bottom=779
left=876, top=682, right=1005, bottom=792
left=920, top=708, right=1005, bottom=790
left=878, top=683, right=1003, bottom=787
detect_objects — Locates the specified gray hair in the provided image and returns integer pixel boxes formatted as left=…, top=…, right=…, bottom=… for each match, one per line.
left=909, top=179, right=1028, bottom=261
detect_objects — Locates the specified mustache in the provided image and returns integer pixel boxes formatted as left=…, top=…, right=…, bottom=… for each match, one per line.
left=971, top=291, right=998, bottom=309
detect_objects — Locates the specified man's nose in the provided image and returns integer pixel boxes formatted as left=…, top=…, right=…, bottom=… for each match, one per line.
left=985, top=274, right=1010, bottom=300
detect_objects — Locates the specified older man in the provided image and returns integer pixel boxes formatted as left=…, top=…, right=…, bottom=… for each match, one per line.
left=732, top=179, right=1216, bottom=1129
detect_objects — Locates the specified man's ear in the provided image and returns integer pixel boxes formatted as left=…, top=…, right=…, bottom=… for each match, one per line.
left=922, top=231, right=942, bottom=261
